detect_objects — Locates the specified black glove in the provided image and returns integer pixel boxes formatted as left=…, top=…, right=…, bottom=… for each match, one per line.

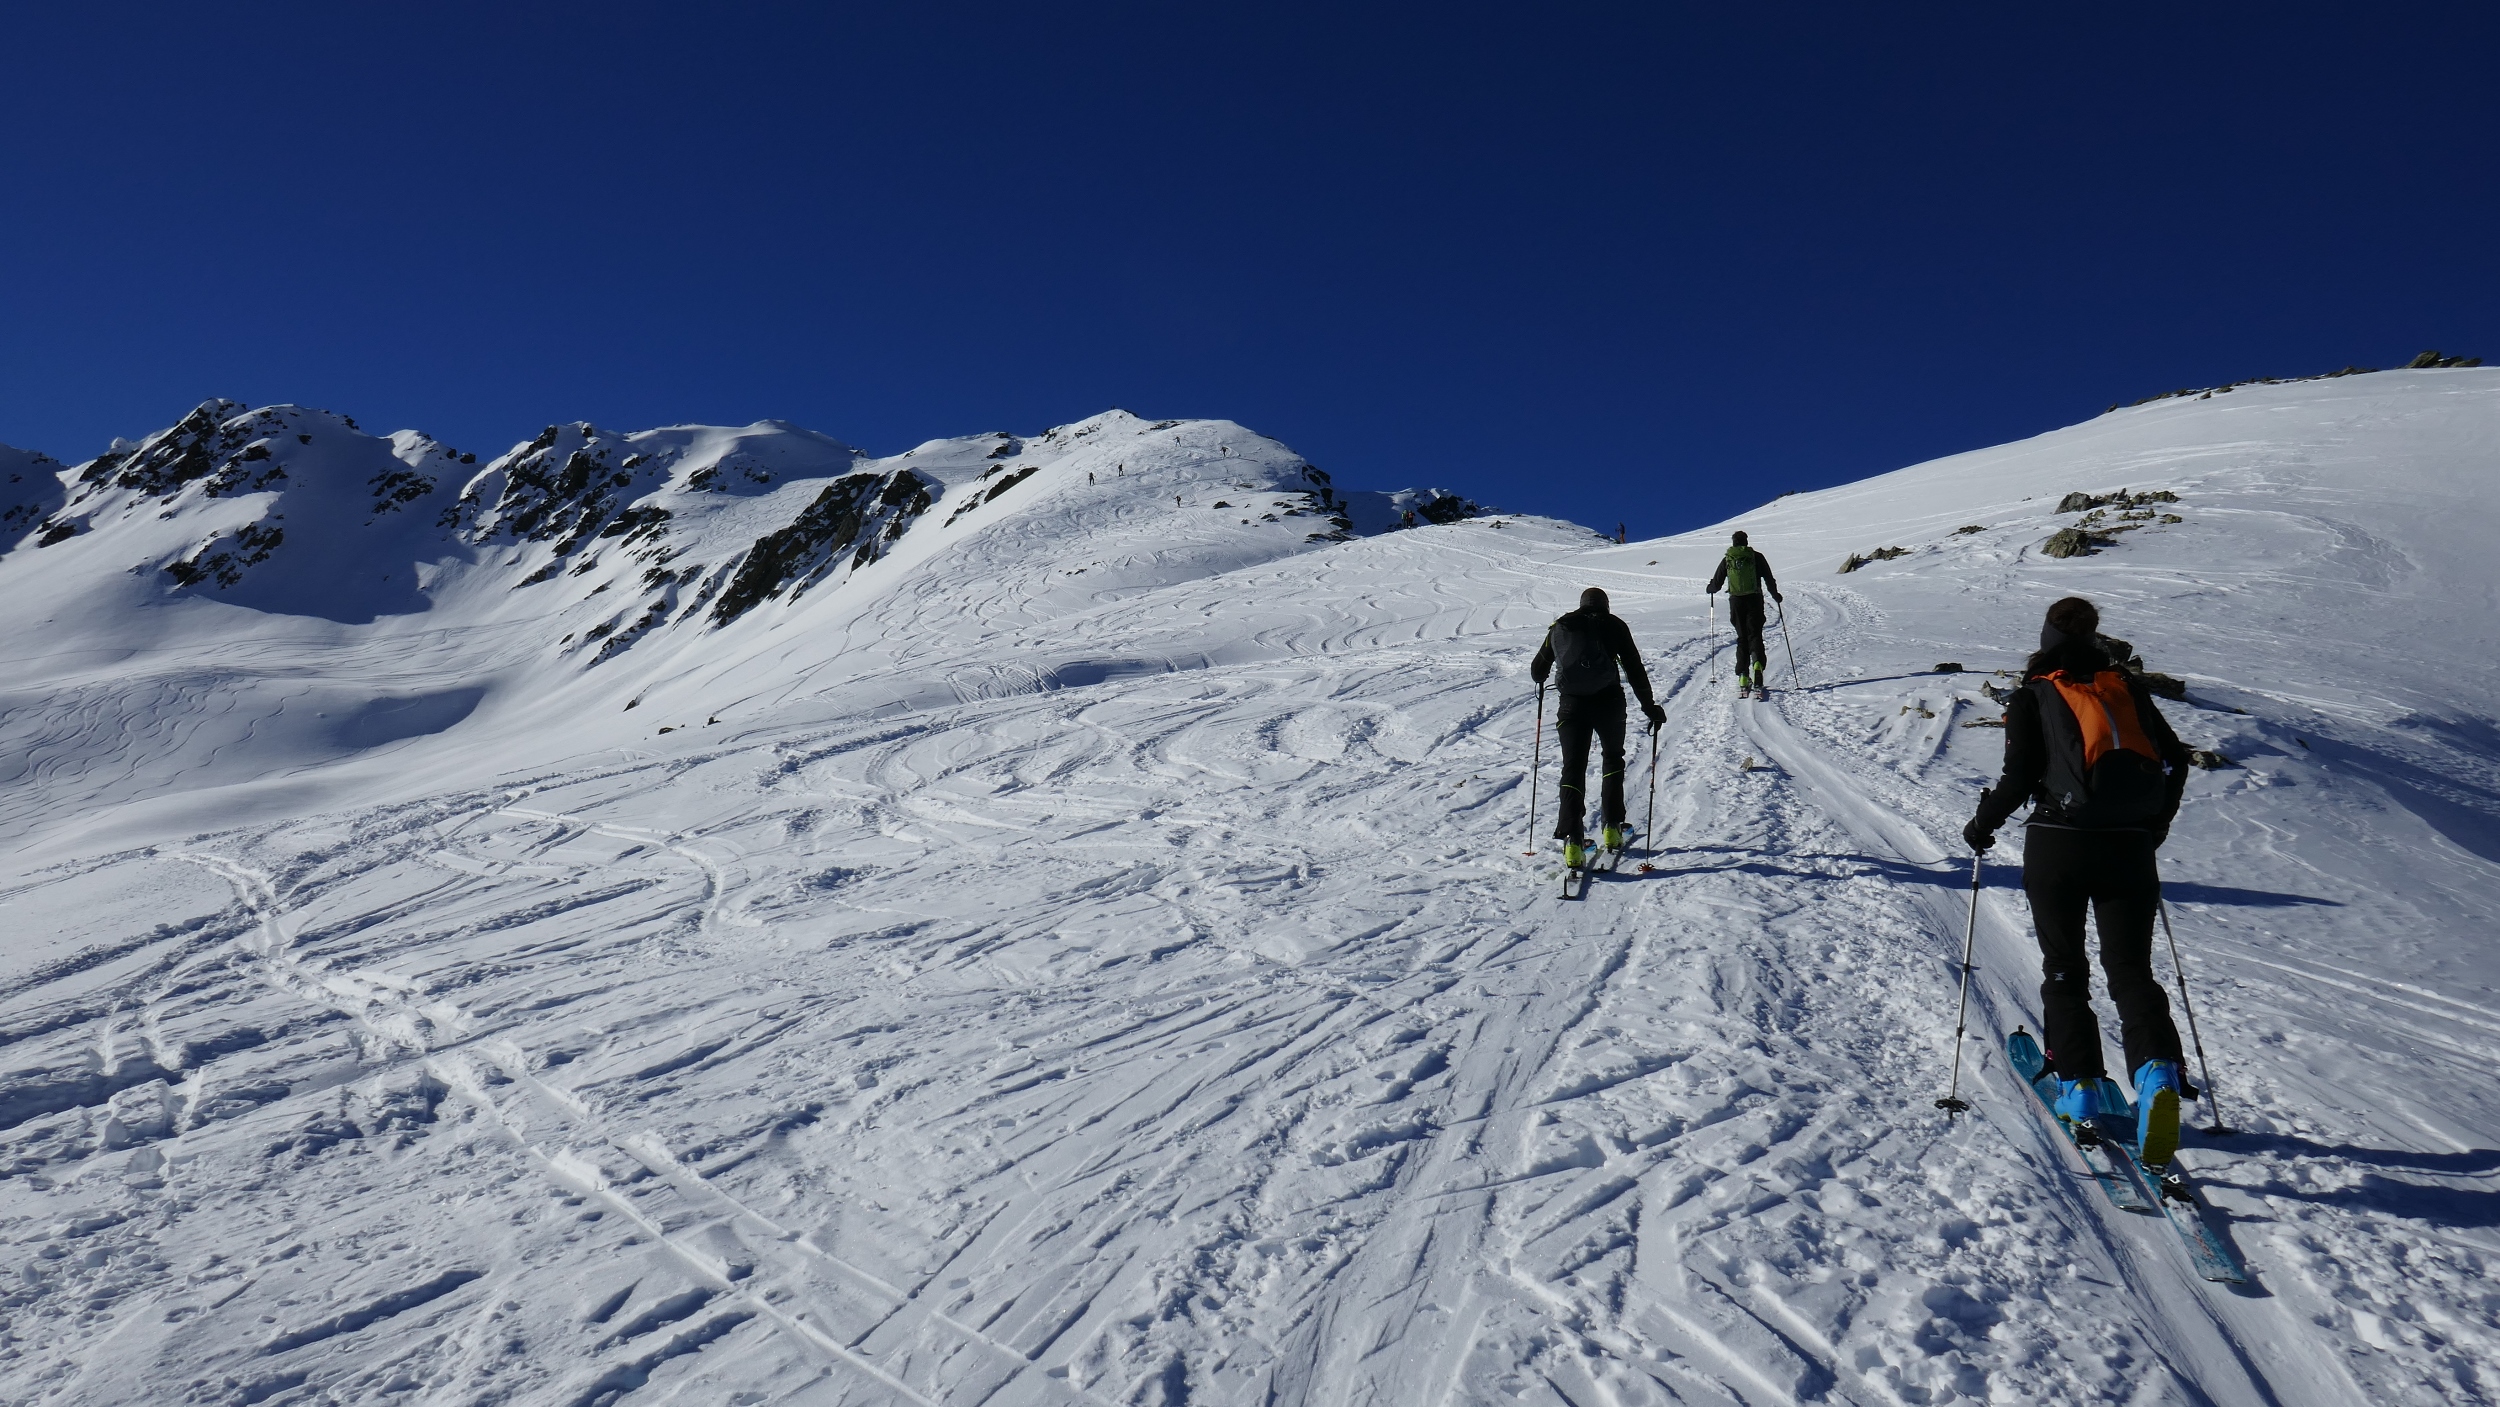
left=1773, top=591, right=1784, bottom=603
left=1643, top=702, right=1666, bottom=730
left=1962, top=817, right=1995, bottom=852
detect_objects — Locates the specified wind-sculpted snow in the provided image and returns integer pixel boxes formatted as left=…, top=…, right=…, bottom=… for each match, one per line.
left=2, top=371, right=2498, bottom=1405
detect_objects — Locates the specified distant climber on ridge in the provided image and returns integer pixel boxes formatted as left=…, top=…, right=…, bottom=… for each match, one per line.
left=1530, top=587, right=1667, bottom=869
left=1705, top=530, right=1782, bottom=699
left=1962, top=596, right=2197, bottom=1164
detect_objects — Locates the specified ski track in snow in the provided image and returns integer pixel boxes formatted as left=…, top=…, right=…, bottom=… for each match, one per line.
left=5, top=378, right=2499, bottom=1405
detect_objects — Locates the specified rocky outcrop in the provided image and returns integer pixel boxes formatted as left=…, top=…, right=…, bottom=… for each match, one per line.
left=164, top=521, right=286, bottom=588
left=2107, top=354, right=2481, bottom=412
left=1839, top=546, right=1909, bottom=572
left=944, top=463, right=1040, bottom=526
left=709, top=470, right=938, bottom=627
left=2041, top=489, right=2184, bottom=558
left=449, top=424, right=664, bottom=557
left=1, top=445, right=66, bottom=548
left=2055, top=488, right=2176, bottom=514
left=2041, top=528, right=2104, bottom=558
left=2094, top=634, right=2188, bottom=700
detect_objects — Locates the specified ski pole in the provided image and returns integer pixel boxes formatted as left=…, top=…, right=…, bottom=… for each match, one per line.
left=1776, top=599, right=1801, bottom=691
left=1706, top=594, right=1718, bottom=684
left=2159, top=898, right=2234, bottom=1136
left=1936, top=851, right=1984, bottom=1114
left=1523, top=683, right=1546, bottom=856
left=1642, top=721, right=1660, bottom=856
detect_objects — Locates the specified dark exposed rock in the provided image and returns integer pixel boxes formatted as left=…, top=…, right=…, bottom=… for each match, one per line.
left=2087, top=635, right=2187, bottom=700
left=1838, top=546, right=1909, bottom=573
left=165, top=520, right=285, bottom=589
left=2108, top=363, right=2387, bottom=412
left=945, top=463, right=1040, bottom=524
left=84, top=400, right=248, bottom=498
left=365, top=467, right=435, bottom=518
left=712, top=471, right=935, bottom=626
left=1934, top=663, right=1964, bottom=673
left=1952, top=525, right=1984, bottom=535
left=2057, top=488, right=2177, bottom=515
left=2, top=449, right=68, bottom=545
left=2189, top=749, right=2235, bottom=769
left=2406, top=350, right=2484, bottom=369
left=2041, top=528, right=2106, bottom=558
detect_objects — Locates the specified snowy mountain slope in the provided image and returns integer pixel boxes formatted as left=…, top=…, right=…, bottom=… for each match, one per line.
left=1, top=372, right=2496, bottom=1406
left=0, top=406, right=1381, bottom=863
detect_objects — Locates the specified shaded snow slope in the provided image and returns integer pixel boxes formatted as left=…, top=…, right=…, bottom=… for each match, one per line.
left=2, top=372, right=2496, bottom=1406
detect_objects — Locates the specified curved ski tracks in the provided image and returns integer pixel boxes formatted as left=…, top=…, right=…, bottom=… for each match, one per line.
left=0, top=531, right=2490, bottom=1405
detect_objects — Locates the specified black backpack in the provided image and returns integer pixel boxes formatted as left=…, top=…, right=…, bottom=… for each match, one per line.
left=1548, top=613, right=1620, bottom=695
left=2029, top=671, right=2169, bottom=826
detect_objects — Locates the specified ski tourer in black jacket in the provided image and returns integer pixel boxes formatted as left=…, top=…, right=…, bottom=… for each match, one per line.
left=1530, top=588, right=1665, bottom=841
left=1966, top=644, right=2191, bottom=840
left=1964, top=622, right=2195, bottom=1085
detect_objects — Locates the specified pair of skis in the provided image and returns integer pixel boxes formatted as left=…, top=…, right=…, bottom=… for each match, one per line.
left=2007, top=1028, right=2245, bottom=1284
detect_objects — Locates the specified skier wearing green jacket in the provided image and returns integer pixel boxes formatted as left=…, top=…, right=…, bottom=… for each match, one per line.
left=1705, top=531, right=1782, bottom=699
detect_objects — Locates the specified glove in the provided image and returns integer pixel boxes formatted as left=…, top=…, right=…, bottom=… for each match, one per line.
left=1643, top=702, right=1666, bottom=730
left=1773, top=591, right=1784, bottom=603
left=1961, top=817, right=1995, bottom=852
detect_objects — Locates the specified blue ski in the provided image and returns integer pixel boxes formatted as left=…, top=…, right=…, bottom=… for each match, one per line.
left=2006, top=1029, right=2153, bottom=1212
left=2008, top=1027, right=2247, bottom=1283
left=2113, top=1141, right=2248, bottom=1284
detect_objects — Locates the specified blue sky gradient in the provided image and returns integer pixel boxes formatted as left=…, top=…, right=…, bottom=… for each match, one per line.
left=4, top=3, right=2493, bottom=534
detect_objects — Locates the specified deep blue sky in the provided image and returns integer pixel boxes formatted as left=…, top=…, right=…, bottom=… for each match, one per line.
left=4, top=4, right=2493, bottom=535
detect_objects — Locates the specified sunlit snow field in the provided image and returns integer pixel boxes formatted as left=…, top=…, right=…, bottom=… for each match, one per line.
left=3, top=373, right=2496, bottom=1405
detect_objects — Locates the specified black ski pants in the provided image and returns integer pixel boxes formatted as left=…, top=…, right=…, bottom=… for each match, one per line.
left=1728, top=593, right=1767, bottom=683
left=1553, top=687, right=1627, bottom=839
left=2023, top=825, right=2184, bottom=1083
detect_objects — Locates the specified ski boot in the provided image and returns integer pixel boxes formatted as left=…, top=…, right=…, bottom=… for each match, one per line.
left=1601, top=824, right=1628, bottom=853
left=1563, top=838, right=1588, bottom=870
left=2052, top=1076, right=2132, bottom=1146
left=2135, top=1059, right=2184, bottom=1165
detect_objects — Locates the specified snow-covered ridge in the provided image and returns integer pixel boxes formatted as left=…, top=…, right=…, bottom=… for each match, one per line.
left=0, top=402, right=1491, bottom=855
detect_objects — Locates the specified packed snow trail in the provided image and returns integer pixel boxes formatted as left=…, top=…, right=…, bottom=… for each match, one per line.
left=5, top=371, right=2498, bottom=1405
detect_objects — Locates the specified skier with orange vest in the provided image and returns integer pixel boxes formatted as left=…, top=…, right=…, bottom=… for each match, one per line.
left=1963, top=596, right=2195, bottom=1162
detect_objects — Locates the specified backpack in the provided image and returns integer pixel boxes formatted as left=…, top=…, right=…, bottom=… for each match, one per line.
left=2030, top=669, right=2168, bottom=826
left=1547, top=613, right=1621, bottom=694
left=1722, top=546, right=1760, bottom=596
